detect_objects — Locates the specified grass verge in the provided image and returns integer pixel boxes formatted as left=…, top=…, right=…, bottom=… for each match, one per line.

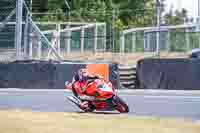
left=0, top=110, right=199, bottom=133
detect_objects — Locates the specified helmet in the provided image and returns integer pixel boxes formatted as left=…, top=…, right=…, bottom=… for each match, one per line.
left=78, top=68, right=89, bottom=81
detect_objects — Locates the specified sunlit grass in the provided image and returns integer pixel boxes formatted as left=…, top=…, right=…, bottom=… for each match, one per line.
left=0, top=110, right=199, bottom=133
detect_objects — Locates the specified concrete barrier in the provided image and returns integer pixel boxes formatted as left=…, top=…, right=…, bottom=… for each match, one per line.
left=0, top=60, right=119, bottom=89
left=136, top=58, right=200, bottom=90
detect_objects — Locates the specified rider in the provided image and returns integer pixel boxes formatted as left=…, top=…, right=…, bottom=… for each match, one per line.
left=65, top=68, right=103, bottom=110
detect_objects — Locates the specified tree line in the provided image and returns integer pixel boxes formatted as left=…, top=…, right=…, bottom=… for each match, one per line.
left=32, top=0, right=188, bottom=27
left=32, top=0, right=194, bottom=52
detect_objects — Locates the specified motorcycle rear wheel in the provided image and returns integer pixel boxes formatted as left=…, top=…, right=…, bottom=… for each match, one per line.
left=113, top=96, right=129, bottom=113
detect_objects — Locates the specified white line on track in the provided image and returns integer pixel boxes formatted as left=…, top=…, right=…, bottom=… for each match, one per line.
left=122, top=95, right=200, bottom=101
left=0, top=89, right=200, bottom=99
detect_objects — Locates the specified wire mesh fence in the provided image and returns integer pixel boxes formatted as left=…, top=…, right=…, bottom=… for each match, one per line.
left=26, top=22, right=107, bottom=60
left=121, top=25, right=200, bottom=57
left=0, top=0, right=16, bottom=62
left=1, top=0, right=200, bottom=62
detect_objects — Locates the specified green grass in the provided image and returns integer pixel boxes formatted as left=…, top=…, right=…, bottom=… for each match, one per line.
left=0, top=110, right=200, bottom=133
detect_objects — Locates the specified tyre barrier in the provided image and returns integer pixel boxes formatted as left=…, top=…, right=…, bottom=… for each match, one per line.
left=0, top=60, right=119, bottom=89
left=118, top=65, right=138, bottom=89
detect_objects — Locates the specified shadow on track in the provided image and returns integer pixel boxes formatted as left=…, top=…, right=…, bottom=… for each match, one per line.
left=76, top=111, right=121, bottom=115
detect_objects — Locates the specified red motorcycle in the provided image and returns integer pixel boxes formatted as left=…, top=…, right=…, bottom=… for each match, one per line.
left=65, top=79, right=129, bottom=113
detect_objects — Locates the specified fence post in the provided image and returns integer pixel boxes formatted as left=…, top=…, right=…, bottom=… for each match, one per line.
left=57, top=24, right=61, bottom=54
left=144, top=32, right=147, bottom=52
left=156, top=1, right=161, bottom=57
left=167, top=30, right=170, bottom=52
left=198, top=28, right=200, bottom=49
left=148, top=32, right=152, bottom=52
left=94, top=23, right=98, bottom=53
left=186, top=28, right=190, bottom=51
left=132, top=32, right=136, bottom=52
left=81, top=26, right=84, bottom=53
left=120, top=32, right=125, bottom=53
left=197, top=22, right=200, bottom=48
left=65, top=25, right=71, bottom=55
left=37, top=35, right=42, bottom=59
left=103, top=24, right=107, bottom=52
left=29, top=33, right=33, bottom=59
left=15, top=0, right=23, bottom=60
left=24, top=14, right=29, bottom=58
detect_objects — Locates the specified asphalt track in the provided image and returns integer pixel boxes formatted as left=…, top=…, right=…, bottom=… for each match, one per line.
left=0, top=89, right=200, bottom=120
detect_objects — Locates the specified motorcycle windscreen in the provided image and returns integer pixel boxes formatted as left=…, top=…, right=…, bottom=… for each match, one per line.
left=85, top=80, right=113, bottom=99
left=96, top=81, right=114, bottom=99
left=97, top=83, right=113, bottom=92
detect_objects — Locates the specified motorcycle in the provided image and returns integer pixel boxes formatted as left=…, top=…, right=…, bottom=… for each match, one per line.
left=65, top=78, right=129, bottom=113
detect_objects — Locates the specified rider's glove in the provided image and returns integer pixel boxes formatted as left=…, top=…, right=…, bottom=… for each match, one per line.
left=65, top=81, right=72, bottom=90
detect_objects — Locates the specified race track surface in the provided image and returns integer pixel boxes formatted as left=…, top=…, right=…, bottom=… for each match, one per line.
left=0, top=89, right=200, bottom=120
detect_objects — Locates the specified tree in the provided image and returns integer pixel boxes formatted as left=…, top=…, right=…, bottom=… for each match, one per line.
left=34, top=0, right=156, bottom=27
left=33, top=0, right=157, bottom=52
left=164, top=8, right=187, bottom=25
left=163, top=8, right=189, bottom=52
left=32, top=0, right=48, bottom=12
left=113, top=0, right=156, bottom=27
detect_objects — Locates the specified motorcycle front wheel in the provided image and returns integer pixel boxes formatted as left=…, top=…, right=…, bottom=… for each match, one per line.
left=113, top=96, right=129, bottom=113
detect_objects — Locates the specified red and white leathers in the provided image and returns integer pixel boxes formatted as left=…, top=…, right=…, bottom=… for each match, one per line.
left=65, top=68, right=103, bottom=110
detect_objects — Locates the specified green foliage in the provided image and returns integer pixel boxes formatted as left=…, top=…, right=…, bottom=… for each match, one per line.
left=33, top=0, right=156, bottom=27
left=32, top=0, right=157, bottom=52
left=169, top=29, right=187, bottom=52
left=164, top=8, right=187, bottom=25
left=163, top=8, right=190, bottom=52
left=32, top=0, right=190, bottom=52
left=32, top=0, right=48, bottom=12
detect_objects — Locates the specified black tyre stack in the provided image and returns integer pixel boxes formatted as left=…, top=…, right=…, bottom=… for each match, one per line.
left=118, top=65, right=138, bottom=89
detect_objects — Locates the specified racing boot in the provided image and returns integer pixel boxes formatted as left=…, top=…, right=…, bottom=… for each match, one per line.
left=79, top=101, right=89, bottom=110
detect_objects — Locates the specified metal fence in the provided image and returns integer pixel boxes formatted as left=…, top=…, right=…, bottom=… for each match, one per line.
left=120, top=23, right=200, bottom=55
left=0, top=0, right=110, bottom=61
left=0, top=0, right=16, bottom=62
left=1, top=0, right=200, bottom=62
left=26, top=22, right=107, bottom=60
